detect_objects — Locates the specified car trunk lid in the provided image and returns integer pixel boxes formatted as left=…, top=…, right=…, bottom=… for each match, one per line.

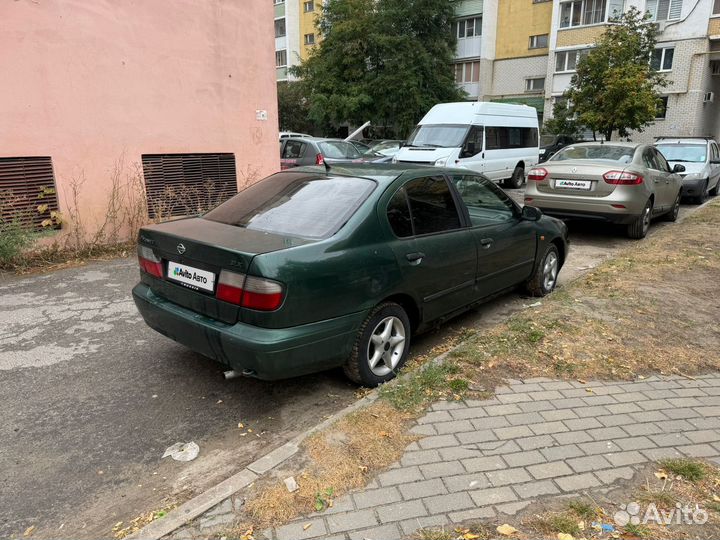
left=536, top=162, right=622, bottom=197
left=138, top=217, right=312, bottom=324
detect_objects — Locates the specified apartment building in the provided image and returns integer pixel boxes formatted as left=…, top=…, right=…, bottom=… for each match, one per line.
left=450, top=0, right=719, bottom=141
left=544, top=0, right=720, bottom=141
left=274, top=0, right=322, bottom=81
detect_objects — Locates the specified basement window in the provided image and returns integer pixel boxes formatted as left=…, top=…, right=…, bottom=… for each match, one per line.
left=141, top=153, right=238, bottom=219
left=0, top=156, right=60, bottom=229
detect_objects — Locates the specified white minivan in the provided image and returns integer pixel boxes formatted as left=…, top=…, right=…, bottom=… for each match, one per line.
left=394, top=102, right=540, bottom=188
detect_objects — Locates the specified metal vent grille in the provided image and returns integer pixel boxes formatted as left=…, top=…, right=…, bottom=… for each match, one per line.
left=0, top=156, right=60, bottom=228
left=141, top=153, right=238, bottom=219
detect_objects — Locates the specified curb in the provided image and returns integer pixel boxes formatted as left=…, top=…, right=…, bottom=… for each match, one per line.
left=128, top=197, right=716, bottom=539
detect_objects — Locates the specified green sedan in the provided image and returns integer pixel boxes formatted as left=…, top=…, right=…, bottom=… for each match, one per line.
left=132, top=164, right=568, bottom=386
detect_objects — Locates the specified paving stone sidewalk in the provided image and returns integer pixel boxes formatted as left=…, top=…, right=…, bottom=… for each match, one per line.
left=178, top=374, right=720, bottom=540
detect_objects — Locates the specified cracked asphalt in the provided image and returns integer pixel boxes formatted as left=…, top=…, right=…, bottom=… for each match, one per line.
left=0, top=188, right=700, bottom=539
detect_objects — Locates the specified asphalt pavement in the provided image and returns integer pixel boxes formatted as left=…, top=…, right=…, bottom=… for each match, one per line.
left=0, top=187, right=700, bottom=539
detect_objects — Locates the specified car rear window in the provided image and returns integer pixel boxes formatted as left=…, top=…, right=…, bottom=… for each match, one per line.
left=318, top=141, right=361, bottom=159
left=552, top=145, right=635, bottom=163
left=203, top=173, right=376, bottom=240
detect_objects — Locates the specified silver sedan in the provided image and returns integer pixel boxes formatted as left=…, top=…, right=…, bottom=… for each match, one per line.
left=524, top=142, right=684, bottom=239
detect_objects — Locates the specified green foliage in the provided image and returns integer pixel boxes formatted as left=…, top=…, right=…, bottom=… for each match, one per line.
left=0, top=218, right=34, bottom=267
left=566, top=6, right=667, bottom=141
left=660, top=459, right=706, bottom=482
left=379, top=362, right=467, bottom=412
left=277, top=81, right=316, bottom=134
left=294, top=0, right=465, bottom=137
left=313, top=487, right=334, bottom=511
left=542, top=99, right=583, bottom=139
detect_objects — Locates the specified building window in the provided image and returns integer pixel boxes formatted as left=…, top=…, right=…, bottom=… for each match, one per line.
left=275, top=49, right=287, bottom=67
left=0, top=157, right=60, bottom=229
left=273, top=0, right=285, bottom=4
left=526, top=77, right=545, bottom=92
left=529, top=34, right=549, bottom=49
left=453, top=17, right=482, bottom=39
left=655, top=96, right=668, bottom=119
left=647, top=0, right=683, bottom=21
left=651, top=47, right=674, bottom=71
left=559, top=0, right=623, bottom=27
left=304, top=33, right=315, bottom=45
left=454, top=61, right=480, bottom=84
left=714, top=0, right=720, bottom=14
left=274, top=18, right=286, bottom=38
left=303, top=0, right=314, bottom=11
left=555, top=49, right=590, bottom=72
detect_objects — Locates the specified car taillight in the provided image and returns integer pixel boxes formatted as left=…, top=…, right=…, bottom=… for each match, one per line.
left=216, top=270, right=246, bottom=305
left=216, top=270, right=285, bottom=311
left=315, top=153, right=325, bottom=165
left=138, top=245, right=163, bottom=278
left=242, top=276, right=285, bottom=310
left=527, top=167, right=548, bottom=181
left=603, top=171, right=643, bottom=185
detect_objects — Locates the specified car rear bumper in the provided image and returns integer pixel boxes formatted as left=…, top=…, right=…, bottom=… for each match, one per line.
left=132, top=283, right=367, bottom=380
left=527, top=195, right=644, bottom=224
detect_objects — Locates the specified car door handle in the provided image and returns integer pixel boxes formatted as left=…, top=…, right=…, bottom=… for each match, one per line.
left=480, top=238, right=494, bottom=249
left=405, top=252, right=425, bottom=263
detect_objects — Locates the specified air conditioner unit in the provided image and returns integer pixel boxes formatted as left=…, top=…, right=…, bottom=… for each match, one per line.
left=704, top=92, right=715, bottom=103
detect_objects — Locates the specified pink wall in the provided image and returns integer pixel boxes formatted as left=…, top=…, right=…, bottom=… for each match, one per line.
left=0, top=0, right=280, bottom=234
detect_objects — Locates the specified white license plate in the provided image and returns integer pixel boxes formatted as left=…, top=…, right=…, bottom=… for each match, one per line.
left=167, top=261, right=216, bottom=292
left=555, top=179, right=592, bottom=190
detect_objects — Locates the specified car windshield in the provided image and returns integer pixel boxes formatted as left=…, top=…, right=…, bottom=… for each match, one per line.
left=655, top=144, right=707, bottom=163
left=318, top=141, right=361, bottom=159
left=203, top=174, right=376, bottom=240
left=551, top=145, right=635, bottom=164
left=406, top=125, right=469, bottom=148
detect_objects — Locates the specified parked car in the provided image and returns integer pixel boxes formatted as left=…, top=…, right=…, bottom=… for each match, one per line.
left=539, top=134, right=577, bottom=163
left=279, top=137, right=366, bottom=169
left=524, top=142, right=684, bottom=239
left=133, top=164, right=568, bottom=386
left=393, top=102, right=540, bottom=189
left=370, top=140, right=404, bottom=159
left=654, top=137, right=720, bottom=204
left=279, top=131, right=312, bottom=140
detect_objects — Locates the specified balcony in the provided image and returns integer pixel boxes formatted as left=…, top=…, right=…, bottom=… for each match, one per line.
left=275, top=35, right=287, bottom=50
left=459, top=81, right=480, bottom=99
left=456, top=36, right=482, bottom=60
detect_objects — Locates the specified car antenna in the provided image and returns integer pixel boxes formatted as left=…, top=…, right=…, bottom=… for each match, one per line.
left=324, top=160, right=331, bottom=175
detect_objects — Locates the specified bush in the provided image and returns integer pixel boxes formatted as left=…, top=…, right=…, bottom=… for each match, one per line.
left=0, top=219, right=35, bottom=267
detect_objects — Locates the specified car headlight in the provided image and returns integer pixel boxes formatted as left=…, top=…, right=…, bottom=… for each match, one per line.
left=539, top=149, right=546, bottom=155
left=434, top=157, right=448, bottom=167
left=682, top=173, right=703, bottom=181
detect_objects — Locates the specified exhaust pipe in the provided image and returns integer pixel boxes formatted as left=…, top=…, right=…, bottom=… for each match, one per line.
left=223, top=369, right=256, bottom=380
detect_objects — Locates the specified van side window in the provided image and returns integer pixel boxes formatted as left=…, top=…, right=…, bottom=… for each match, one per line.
left=485, top=127, right=538, bottom=150
left=460, top=126, right=484, bottom=158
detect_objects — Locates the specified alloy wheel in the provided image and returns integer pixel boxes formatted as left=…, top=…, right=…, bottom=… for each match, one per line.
left=542, top=251, right=559, bottom=291
left=366, top=316, right=406, bottom=377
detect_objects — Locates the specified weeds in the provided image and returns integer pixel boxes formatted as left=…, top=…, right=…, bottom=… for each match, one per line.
left=659, top=459, right=706, bottom=482
left=567, top=499, right=597, bottom=521
left=623, top=522, right=651, bottom=537
left=379, top=362, right=469, bottom=412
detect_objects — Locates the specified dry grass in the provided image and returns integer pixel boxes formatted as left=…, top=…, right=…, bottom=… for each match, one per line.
left=244, top=401, right=415, bottom=527
left=449, top=199, right=720, bottom=384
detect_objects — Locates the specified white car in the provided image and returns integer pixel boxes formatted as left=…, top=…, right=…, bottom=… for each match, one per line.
left=654, top=137, right=720, bottom=204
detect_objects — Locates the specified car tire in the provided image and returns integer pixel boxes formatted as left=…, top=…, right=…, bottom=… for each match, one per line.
left=662, top=191, right=681, bottom=222
left=627, top=199, right=653, bottom=239
left=709, top=178, right=719, bottom=197
left=504, top=166, right=525, bottom=189
left=693, top=181, right=708, bottom=204
left=343, top=302, right=411, bottom=387
left=524, top=244, right=560, bottom=297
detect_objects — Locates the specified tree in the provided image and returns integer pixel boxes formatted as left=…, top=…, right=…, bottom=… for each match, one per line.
left=277, top=81, right=316, bottom=134
left=542, top=99, right=583, bottom=139
left=293, top=0, right=465, bottom=138
left=566, top=6, right=667, bottom=141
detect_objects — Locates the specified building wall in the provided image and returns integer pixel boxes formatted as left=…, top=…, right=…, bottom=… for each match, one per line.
left=298, top=0, right=320, bottom=61
left=492, top=56, right=549, bottom=96
left=0, top=0, right=279, bottom=234
left=495, top=0, right=553, bottom=60
left=555, top=25, right=607, bottom=47
left=710, top=17, right=720, bottom=36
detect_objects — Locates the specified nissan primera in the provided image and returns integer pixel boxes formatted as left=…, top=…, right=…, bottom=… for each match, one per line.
left=133, top=165, right=568, bottom=386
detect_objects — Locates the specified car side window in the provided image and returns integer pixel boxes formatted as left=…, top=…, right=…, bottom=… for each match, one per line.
left=642, top=149, right=657, bottom=170
left=653, top=149, right=671, bottom=172
left=404, top=176, right=462, bottom=235
left=712, top=143, right=719, bottom=162
left=386, top=188, right=413, bottom=238
left=449, top=175, right=516, bottom=227
left=282, top=141, right=306, bottom=159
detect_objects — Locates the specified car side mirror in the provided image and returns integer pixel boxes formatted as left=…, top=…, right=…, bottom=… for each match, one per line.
left=672, top=164, right=686, bottom=173
left=521, top=205, right=543, bottom=221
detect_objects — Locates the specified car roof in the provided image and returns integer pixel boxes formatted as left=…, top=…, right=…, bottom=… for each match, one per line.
left=289, top=163, right=471, bottom=185
left=655, top=138, right=712, bottom=145
left=566, top=141, right=642, bottom=148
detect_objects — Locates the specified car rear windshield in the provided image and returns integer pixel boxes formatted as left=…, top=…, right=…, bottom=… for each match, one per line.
left=655, top=144, right=707, bottom=163
left=318, top=141, right=361, bottom=159
left=406, top=125, right=469, bottom=148
left=552, top=145, right=635, bottom=163
left=203, top=173, right=376, bottom=240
